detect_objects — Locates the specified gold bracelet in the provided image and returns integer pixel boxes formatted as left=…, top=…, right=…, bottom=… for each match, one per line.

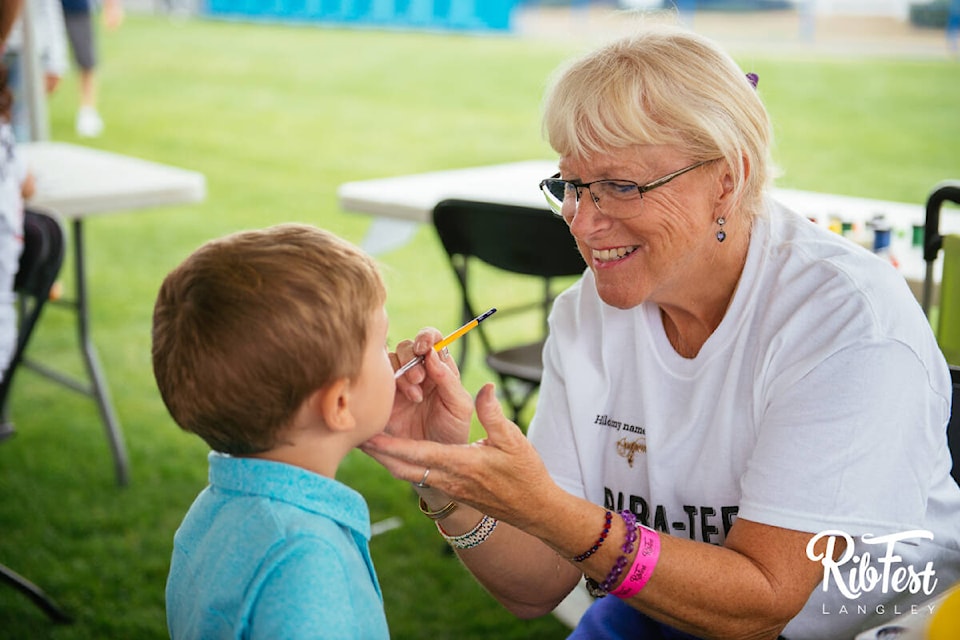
left=418, top=496, right=459, bottom=520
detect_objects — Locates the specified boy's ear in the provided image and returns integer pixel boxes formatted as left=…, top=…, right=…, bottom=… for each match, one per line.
left=310, top=379, right=356, bottom=433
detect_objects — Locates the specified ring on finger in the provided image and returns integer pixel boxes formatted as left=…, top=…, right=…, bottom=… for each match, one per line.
left=416, top=467, right=431, bottom=488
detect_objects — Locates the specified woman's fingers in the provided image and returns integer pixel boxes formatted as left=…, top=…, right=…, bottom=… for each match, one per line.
left=361, top=433, right=451, bottom=484
left=360, top=437, right=419, bottom=482
left=422, top=349, right=469, bottom=406
left=475, top=383, right=505, bottom=427
left=474, top=383, right=526, bottom=447
left=366, top=391, right=553, bottom=528
left=393, top=329, right=440, bottom=402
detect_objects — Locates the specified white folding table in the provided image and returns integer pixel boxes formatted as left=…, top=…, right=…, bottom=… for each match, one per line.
left=21, top=141, right=207, bottom=486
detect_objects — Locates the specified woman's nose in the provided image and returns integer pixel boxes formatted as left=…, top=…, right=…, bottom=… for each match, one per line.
left=569, top=188, right=609, bottom=237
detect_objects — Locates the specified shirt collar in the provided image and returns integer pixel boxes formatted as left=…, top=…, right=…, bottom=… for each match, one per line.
left=207, top=451, right=372, bottom=539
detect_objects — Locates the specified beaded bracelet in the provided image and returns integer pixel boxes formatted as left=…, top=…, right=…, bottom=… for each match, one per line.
left=437, top=515, right=499, bottom=550
left=573, top=510, right=613, bottom=562
left=599, top=510, right=639, bottom=593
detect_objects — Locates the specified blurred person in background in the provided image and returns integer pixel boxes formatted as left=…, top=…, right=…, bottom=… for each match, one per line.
left=948, top=0, right=960, bottom=54
left=0, top=0, right=37, bottom=379
left=61, top=0, right=123, bottom=137
left=3, top=0, right=68, bottom=141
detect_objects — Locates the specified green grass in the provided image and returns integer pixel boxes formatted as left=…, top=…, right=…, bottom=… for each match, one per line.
left=0, top=12, right=958, bottom=639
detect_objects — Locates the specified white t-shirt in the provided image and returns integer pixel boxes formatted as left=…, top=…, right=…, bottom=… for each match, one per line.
left=528, top=200, right=960, bottom=640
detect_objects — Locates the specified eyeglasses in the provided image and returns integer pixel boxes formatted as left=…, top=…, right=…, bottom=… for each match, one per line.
left=538, top=159, right=717, bottom=220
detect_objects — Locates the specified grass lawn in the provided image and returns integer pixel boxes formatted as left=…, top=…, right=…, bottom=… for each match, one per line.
left=0, top=10, right=958, bottom=639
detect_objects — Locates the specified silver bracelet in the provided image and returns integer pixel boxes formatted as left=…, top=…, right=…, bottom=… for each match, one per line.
left=437, top=515, right=499, bottom=549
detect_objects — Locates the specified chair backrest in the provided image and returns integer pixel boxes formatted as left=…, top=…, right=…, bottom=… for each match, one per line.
left=433, top=199, right=585, bottom=279
left=949, top=365, right=960, bottom=485
left=432, top=198, right=585, bottom=351
left=1, top=206, right=66, bottom=407
left=432, top=199, right=585, bottom=424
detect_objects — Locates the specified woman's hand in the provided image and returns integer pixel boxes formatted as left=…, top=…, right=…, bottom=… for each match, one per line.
left=385, top=327, right=473, bottom=445
left=364, top=383, right=558, bottom=531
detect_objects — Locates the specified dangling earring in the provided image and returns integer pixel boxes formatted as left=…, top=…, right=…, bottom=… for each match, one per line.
left=716, top=217, right=726, bottom=243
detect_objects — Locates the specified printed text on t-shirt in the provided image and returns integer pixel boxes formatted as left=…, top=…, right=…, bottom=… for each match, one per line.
left=605, top=488, right=739, bottom=544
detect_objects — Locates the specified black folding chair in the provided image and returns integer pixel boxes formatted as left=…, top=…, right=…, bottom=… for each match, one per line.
left=0, top=205, right=72, bottom=623
left=432, top=199, right=585, bottom=425
left=1, top=206, right=66, bottom=435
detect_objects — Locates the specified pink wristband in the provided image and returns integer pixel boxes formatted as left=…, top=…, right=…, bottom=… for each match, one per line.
left=610, top=524, right=660, bottom=599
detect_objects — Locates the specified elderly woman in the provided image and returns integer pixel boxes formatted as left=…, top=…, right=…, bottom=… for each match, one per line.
left=364, top=24, right=960, bottom=640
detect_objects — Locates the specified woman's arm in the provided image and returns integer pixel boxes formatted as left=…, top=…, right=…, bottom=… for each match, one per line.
left=618, top=519, right=828, bottom=640
left=366, top=384, right=830, bottom=639
left=415, top=487, right=584, bottom=618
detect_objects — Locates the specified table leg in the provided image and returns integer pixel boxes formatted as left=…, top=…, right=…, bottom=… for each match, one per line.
left=21, top=220, right=131, bottom=486
left=0, top=563, right=72, bottom=623
left=71, top=219, right=130, bottom=487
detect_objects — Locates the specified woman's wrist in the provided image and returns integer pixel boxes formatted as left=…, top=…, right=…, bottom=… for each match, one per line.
left=413, top=484, right=463, bottom=521
left=438, top=514, right=499, bottom=549
left=413, top=484, right=452, bottom=506
left=571, top=509, right=614, bottom=562
left=418, top=495, right=458, bottom=520
left=580, top=511, right=661, bottom=599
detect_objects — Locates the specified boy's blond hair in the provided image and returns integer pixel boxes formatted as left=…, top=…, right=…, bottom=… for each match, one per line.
left=152, top=224, right=386, bottom=455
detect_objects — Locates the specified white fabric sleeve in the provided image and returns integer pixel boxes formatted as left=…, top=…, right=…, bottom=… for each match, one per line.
left=739, top=338, right=951, bottom=535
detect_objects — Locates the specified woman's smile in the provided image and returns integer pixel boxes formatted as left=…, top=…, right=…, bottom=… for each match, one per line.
left=591, top=244, right=639, bottom=264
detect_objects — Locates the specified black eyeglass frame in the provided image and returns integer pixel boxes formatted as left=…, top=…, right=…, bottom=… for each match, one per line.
left=538, top=158, right=719, bottom=219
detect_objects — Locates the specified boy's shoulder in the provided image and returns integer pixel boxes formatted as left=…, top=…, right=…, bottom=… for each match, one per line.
left=203, top=452, right=373, bottom=537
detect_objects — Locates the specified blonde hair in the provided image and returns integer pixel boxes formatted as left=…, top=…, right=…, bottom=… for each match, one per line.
left=151, top=224, right=386, bottom=455
left=541, top=24, right=774, bottom=217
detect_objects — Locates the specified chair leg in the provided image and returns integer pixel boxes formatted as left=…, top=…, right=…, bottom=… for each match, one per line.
left=0, top=563, right=72, bottom=624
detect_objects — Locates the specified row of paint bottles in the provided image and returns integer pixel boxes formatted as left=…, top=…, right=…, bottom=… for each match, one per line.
left=825, top=215, right=899, bottom=268
left=871, top=217, right=897, bottom=268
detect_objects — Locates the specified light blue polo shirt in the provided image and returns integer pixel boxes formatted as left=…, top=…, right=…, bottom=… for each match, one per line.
left=166, top=452, right=389, bottom=640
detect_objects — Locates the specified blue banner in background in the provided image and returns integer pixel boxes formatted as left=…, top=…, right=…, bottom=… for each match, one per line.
left=204, top=0, right=518, bottom=31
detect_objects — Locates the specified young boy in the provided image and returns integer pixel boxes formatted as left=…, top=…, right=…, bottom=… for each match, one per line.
left=152, top=223, right=394, bottom=639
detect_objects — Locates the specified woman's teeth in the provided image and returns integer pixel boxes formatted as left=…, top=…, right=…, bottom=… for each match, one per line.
left=593, top=246, right=638, bottom=263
